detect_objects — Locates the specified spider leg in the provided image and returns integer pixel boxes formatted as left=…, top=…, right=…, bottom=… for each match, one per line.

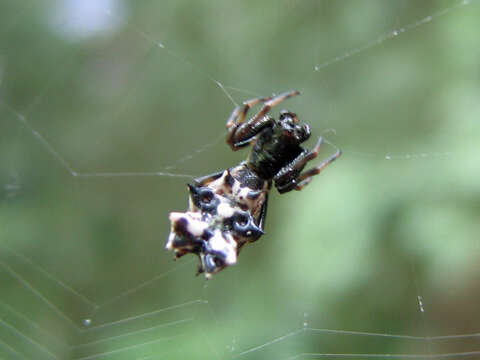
left=294, top=148, right=342, bottom=191
left=257, top=192, right=269, bottom=233
left=193, top=170, right=224, bottom=187
left=226, top=96, right=272, bottom=129
left=274, top=137, right=341, bottom=193
left=226, top=90, right=300, bottom=150
left=227, top=116, right=275, bottom=149
left=247, top=90, right=300, bottom=126
left=226, top=96, right=271, bottom=150
left=274, top=137, right=323, bottom=193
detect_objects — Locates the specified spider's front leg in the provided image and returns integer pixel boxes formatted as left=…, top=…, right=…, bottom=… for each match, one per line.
left=226, top=90, right=299, bottom=150
left=274, top=137, right=341, bottom=194
left=294, top=148, right=341, bottom=191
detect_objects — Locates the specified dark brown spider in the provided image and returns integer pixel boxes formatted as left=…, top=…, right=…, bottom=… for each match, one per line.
left=166, top=90, right=341, bottom=277
left=193, top=90, right=342, bottom=232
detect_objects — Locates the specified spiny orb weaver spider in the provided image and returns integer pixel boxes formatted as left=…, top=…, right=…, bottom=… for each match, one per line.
left=166, top=90, right=341, bottom=278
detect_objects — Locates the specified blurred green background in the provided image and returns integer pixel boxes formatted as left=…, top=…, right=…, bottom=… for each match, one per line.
left=1, top=0, right=479, bottom=359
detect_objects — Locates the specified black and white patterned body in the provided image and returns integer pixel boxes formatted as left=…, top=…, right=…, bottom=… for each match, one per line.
left=166, top=91, right=341, bottom=278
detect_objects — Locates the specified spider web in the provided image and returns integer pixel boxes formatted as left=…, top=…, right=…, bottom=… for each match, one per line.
left=1, top=0, right=480, bottom=359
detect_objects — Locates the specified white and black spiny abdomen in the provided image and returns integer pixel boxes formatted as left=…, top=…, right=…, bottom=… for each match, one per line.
left=165, top=90, right=341, bottom=278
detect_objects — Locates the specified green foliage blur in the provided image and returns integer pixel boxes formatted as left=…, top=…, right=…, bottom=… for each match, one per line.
left=1, top=1, right=479, bottom=359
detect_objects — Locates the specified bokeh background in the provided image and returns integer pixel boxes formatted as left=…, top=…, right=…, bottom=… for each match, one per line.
left=1, top=1, right=479, bottom=359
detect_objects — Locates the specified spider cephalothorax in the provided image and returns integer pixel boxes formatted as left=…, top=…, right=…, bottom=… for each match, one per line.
left=166, top=90, right=341, bottom=278
left=242, top=110, right=312, bottom=181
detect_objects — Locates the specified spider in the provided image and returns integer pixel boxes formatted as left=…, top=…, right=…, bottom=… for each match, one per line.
left=166, top=90, right=341, bottom=277
left=193, top=90, right=341, bottom=230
